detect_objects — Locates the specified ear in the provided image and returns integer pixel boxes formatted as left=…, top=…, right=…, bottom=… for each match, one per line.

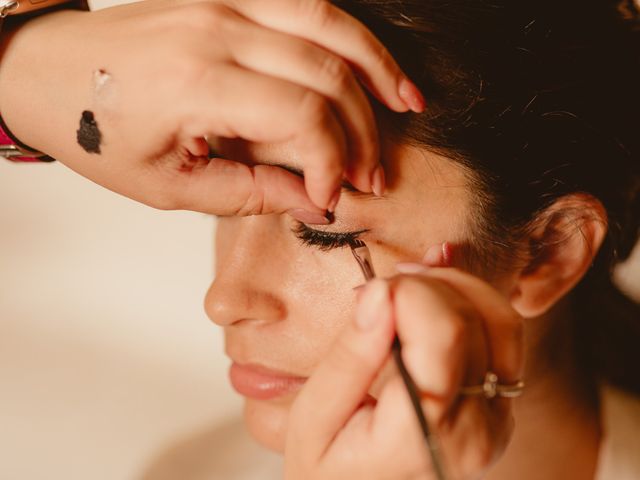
left=510, top=194, right=608, bottom=318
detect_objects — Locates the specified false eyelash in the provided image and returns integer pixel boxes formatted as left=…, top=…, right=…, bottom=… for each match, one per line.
left=293, top=222, right=368, bottom=251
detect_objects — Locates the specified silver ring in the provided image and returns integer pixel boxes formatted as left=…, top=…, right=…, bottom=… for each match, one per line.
left=460, top=371, right=525, bottom=399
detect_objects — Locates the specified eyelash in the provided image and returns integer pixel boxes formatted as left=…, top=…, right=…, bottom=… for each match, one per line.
left=293, top=222, right=367, bottom=251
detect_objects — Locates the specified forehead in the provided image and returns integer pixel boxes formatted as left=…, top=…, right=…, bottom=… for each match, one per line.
left=360, top=142, right=472, bottom=254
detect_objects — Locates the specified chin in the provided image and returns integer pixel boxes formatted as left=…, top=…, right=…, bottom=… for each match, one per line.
left=242, top=397, right=291, bottom=453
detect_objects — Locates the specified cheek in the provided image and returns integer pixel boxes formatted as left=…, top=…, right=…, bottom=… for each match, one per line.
left=282, top=247, right=361, bottom=372
left=238, top=247, right=363, bottom=451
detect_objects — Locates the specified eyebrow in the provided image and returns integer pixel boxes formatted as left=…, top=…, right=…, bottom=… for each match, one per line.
left=273, top=163, right=359, bottom=193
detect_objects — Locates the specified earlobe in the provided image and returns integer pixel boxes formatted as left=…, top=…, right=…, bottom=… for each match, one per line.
left=510, top=195, right=608, bottom=318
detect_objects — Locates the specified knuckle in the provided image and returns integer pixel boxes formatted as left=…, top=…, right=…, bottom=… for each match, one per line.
left=317, top=54, right=352, bottom=96
left=286, top=39, right=314, bottom=63
left=236, top=194, right=264, bottom=216
left=298, top=89, right=332, bottom=128
left=178, top=2, right=234, bottom=32
left=154, top=37, right=212, bottom=90
left=292, top=89, right=347, bottom=170
left=298, top=0, right=334, bottom=29
left=235, top=170, right=265, bottom=216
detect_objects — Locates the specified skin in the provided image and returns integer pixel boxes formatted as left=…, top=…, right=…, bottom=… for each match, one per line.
left=0, top=0, right=424, bottom=216
left=205, top=139, right=606, bottom=479
left=0, top=1, right=612, bottom=476
left=207, top=141, right=471, bottom=446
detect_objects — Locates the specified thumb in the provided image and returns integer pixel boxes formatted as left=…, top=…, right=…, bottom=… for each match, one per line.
left=176, top=156, right=329, bottom=223
left=288, top=279, right=395, bottom=459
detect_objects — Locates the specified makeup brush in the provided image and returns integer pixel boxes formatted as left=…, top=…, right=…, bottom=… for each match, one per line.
left=349, top=239, right=447, bottom=480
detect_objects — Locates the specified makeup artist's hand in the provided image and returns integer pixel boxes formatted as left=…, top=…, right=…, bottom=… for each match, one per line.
left=284, top=267, right=524, bottom=480
left=0, top=0, right=423, bottom=219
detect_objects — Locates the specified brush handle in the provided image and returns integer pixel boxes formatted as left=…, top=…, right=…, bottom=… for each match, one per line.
left=392, top=336, right=448, bottom=480
left=349, top=242, right=445, bottom=477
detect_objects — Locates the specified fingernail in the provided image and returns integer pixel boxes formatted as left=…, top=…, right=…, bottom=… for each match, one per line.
left=356, top=279, right=389, bottom=331
left=325, top=210, right=335, bottom=224
left=396, top=262, right=429, bottom=274
left=398, top=78, right=426, bottom=113
left=287, top=209, right=331, bottom=225
left=442, top=241, right=453, bottom=266
left=352, top=284, right=366, bottom=301
left=423, top=243, right=445, bottom=266
left=371, top=165, right=386, bottom=197
left=422, top=242, right=453, bottom=267
left=327, top=187, right=341, bottom=213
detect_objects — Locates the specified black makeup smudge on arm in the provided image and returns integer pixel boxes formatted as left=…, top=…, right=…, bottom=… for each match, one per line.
left=77, top=111, right=102, bottom=154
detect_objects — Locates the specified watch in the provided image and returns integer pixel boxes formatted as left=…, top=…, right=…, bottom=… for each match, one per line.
left=1, top=0, right=89, bottom=162
left=1, top=0, right=87, bottom=17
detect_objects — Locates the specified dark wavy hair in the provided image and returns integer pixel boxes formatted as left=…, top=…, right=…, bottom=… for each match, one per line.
left=334, top=0, right=640, bottom=393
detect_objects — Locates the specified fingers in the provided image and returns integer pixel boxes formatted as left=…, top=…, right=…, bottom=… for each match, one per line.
left=173, top=154, right=328, bottom=220
left=225, top=0, right=424, bottom=113
left=186, top=65, right=348, bottom=210
left=404, top=267, right=525, bottom=383
left=371, top=273, right=517, bottom=478
left=287, top=279, right=395, bottom=460
left=226, top=20, right=380, bottom=193
left=390, top=275, right=489, bottom=410
left=283, top=270, right=518, bottom=479
left=374, top=378, right=512, bottom=479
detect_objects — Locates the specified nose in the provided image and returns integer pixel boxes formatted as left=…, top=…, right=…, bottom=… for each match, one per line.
left=204, top=217, right=287, bottom=327
left=205, top=277, right=286, bottom=327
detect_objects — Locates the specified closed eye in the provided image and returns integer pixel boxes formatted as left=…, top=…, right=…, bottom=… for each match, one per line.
left=293, top=222, right=368, bottom=251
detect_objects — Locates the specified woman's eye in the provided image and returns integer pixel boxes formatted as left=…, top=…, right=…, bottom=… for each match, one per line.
left=293, top=222, right=368, bottom=251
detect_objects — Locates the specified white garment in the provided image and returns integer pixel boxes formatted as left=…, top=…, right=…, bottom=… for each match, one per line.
left=595, top=386, right=640, bottom=480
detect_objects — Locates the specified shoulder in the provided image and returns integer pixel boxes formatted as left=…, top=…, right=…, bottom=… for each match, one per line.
left=595, top=385, right=640, bottom=480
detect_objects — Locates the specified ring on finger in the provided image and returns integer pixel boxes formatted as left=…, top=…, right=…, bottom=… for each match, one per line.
left=460, top=371, right=525, bottom=399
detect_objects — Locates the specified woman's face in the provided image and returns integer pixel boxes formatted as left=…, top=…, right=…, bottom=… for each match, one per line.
left=205, top=140, right=475, bottom=452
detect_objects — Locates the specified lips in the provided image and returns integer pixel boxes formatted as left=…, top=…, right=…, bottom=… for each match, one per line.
left=229, top=362, right=307, bottom=400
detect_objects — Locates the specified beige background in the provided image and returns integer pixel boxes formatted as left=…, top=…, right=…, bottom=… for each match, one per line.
left=1, top=1, right=640, bottom=479
left=0, top=1, right=243, bottom=478
left=0, top=158, right=244, bottom=480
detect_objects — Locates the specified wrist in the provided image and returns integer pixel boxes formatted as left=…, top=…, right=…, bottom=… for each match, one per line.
left=0, top=8, right=87, bottom=159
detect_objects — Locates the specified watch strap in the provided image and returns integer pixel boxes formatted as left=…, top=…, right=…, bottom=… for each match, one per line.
left=1, top=0, right=87, bottom=18
left=0, top=116, right=55, bottom=162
